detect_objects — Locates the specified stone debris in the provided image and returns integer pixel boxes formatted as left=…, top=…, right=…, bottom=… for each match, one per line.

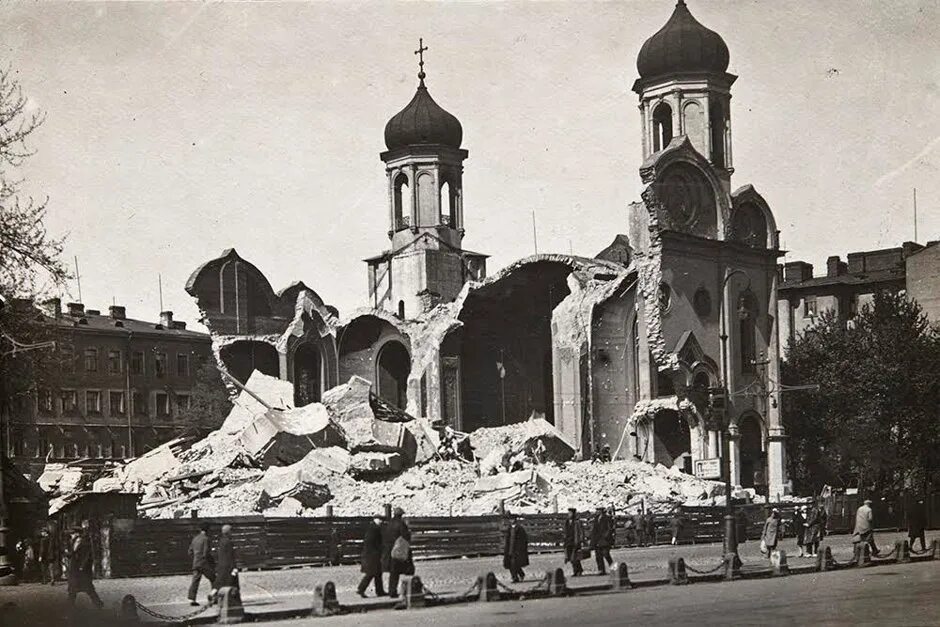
left=221, top=370, right=295, bottom=434
left=42, top=368, right=722, bottom=520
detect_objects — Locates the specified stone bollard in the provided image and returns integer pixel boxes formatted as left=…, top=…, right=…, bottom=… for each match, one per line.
left=770, top=549, right=789, bottom=576
left=723, top=552, right=741, bottom=581
left=931, top=539, right=939, bottom=560
left=609, top=562, right=630, bottom=590
left=854, top=542, right=872, bottom=567
left=478, top=572, right=500, bottom=602
left=119, top=594, right=139, bottom=624
left=668, top=557, right=688, bottom=585
left=815, top=545, right=834, bottom=572
left=896, top=540, right=911, bottom=564
left=544, top=568, right=567, bottom=596
left=311, top=581, right=341, bottom=617
left=217, top=586, right=244, bottom=624
left=400, top=576, right=426, bottom=609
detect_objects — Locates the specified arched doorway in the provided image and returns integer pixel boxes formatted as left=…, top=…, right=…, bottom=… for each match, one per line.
left=652, top=409, right=691, bottom=470
left=220, top=340, right=278, bottom=384
left=294, top=343, right=322, bottom=406
left=376, top=341, right=410, bottom=410
left=739, top=413, right=765, bottom=490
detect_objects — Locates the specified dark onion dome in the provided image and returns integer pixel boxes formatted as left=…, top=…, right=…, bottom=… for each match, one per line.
left=384, top=79, right=463, bottom=151
left=636, top=0, right=730, bottom=79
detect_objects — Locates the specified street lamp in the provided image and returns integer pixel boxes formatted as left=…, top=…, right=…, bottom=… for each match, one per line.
left=718, top=268, right=751, bottom=558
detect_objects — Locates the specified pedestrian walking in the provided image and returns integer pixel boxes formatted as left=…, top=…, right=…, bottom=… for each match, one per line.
left=630, top=511, right=644, bottom=546
left=357, top=514, right=386, bottom=597
left=669, top=510, right=684, bottom=545
left=908, top=498, right=927, bottom=552
left=644, top=513, right=656, bottom=546
left=39, top=528, right=57, bottom=585
left=804, top=501, right=823, bottom=557
left=187, top=522, right=215, bottom=606
left=66, top=525, right=103, bottom=609
left=212, top=524, right=238, bottom=603
left=590, top=506, right=613, bottom=574
left=760, top=508, right=782, bottom=558
left=852, top=498, right=880, bottom=557
left=563, top=508, right=585, bottom=577
left=383, top=507, right=414, bottom=598
left=503, top=514, right=529, bottom=583
left=793, top=505, right=807, bottom=557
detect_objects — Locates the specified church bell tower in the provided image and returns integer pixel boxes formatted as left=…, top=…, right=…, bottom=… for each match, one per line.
left=365, top=40, right=487, bottom=319
left=633, top=0, right=736, bottom=190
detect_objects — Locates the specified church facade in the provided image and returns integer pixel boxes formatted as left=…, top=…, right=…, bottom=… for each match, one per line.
left=186, top=1, right=788, bottom=496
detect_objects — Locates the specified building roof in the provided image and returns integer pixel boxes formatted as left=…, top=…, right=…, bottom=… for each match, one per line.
left=779, top=267, right=905, bottom=291
left=50, top=311, right=209, bottom=341
left=636, top=0, right=730, bottom=80
left=384, top=79, right=463, bottom=151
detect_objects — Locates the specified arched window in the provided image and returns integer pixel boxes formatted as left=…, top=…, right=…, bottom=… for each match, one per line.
left=738, top=290, right=758, bottom=374
left=652, top=103, right=673, bottom=152
left=709, top=100, right=725, bottom=167
left=683, top=101, right=704, bottom=150
left=393, top=173, right=411, bottom=230
left=398, top=300, right=405, bottom=319
left=440, top=180, right=456, bottom=227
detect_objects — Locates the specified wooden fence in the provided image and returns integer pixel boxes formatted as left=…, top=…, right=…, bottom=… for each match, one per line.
left=104, top=503, right=816, bottom=578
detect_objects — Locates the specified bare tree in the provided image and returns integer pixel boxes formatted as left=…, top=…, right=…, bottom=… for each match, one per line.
left=0, top=64, right=68, bottom=297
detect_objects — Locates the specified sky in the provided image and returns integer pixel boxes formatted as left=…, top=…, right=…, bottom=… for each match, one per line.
left=2, top=0, right=938, bottom=330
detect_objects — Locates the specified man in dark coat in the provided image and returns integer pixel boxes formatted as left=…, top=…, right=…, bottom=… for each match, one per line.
left=793, top=506, right=807, bottom=557
left=67, top=526, right=103, bottom=609
left=213, top=524, right=238, bottom=601
left=383, top=507, right=413, bottom=598
left=357, top=515, right=386, bottom=597
left=563, top=508, right=584, bottom=577
left=590, top=507, right=613, bottom=574
left=908, top=498, right=927, bottom=552
left=644, top=513, right=656, bottom=546
left=503, top=515, right=529, bottom=582
left=632, top=512, right=645, bottom=546
left=187, top=522, right=215, bottom=606
left=39, top=528, right=56, bottom=585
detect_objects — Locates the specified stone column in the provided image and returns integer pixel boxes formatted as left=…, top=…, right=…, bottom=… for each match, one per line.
left=707, top=429, right=719, bottom=458
left=767, top=429, right=788, bottom=498
left=728, top=430, right=742, bottom=488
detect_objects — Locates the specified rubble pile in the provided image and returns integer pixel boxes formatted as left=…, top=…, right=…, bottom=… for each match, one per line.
left=42, top=369, right=723, bottom=519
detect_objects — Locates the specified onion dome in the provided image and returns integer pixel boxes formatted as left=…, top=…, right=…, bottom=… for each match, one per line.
left=384, top=80, right=463, bottom=150
left=636, top=0, right=730, bottom=80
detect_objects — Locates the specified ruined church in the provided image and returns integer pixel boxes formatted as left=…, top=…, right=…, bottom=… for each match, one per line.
left=186, top=1, right=788, bottom=496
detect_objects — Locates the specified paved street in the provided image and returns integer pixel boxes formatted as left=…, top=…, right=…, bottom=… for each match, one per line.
left=264, top=558, right=940, bottom=627
left=0, top=530, right=927, bottom=626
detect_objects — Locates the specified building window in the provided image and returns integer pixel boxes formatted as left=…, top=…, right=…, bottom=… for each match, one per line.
left=804, top=296, right=817, bottom=318
left=61, top=345, right=75, bottom=373
left=131, top=351, right=145, bottom=375
left=133, top=391, right=148, bottom=417
left=37, top=389, right=53, bottom=414
left=176, top=393, right=191, bottom=414
left=108, top=350, right=123, bottom=374
left=652, top=102, right=673, bottom=152
left=96, top=443, right=104, bottom=459
left=84, top=348, right=98, bottom=372
left=848, top=294, right=859, bottom=319
left=61, top=390, right=78, bottom=414
left=85, top=390, right=101, bottom=415
left=155, top=392, right=170, bottom=417
left=155, top=352, right=167, bottom=378
left=739, top=292, right=758, bottom=375
left=177, top=353, right=189, bottom=377
left=110, top=391, right=126, bottom=415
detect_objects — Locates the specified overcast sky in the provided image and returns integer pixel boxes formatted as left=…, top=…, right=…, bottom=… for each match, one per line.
left=2, top=0, right=938, bottom=329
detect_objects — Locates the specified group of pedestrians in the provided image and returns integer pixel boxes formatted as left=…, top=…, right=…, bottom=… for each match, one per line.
left=357, top=507, right=415, bottom=598
left=186, top=523, right=238, bottom=606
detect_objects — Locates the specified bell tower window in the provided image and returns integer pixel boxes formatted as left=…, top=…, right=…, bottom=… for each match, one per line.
left=440, top=180, right=456, bottom=227
left=652, top=103, right=673, bottom=152
left=393, top=173, right=411, bottom=231
left=710, top=100, right=726, bottom=167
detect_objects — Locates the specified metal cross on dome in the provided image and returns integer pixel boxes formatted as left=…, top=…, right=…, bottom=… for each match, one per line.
left=415, top=38, right=428, bottom=84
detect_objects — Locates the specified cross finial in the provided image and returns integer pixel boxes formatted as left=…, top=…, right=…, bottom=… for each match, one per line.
left=415, top=38, right=428, bottom=86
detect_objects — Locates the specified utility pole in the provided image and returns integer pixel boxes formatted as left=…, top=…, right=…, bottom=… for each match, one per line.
left=913, top=188, right=918, bottom=242
left=531, top=211, right=539, bottom=254
left=74, top=256, right=82, bottom=303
